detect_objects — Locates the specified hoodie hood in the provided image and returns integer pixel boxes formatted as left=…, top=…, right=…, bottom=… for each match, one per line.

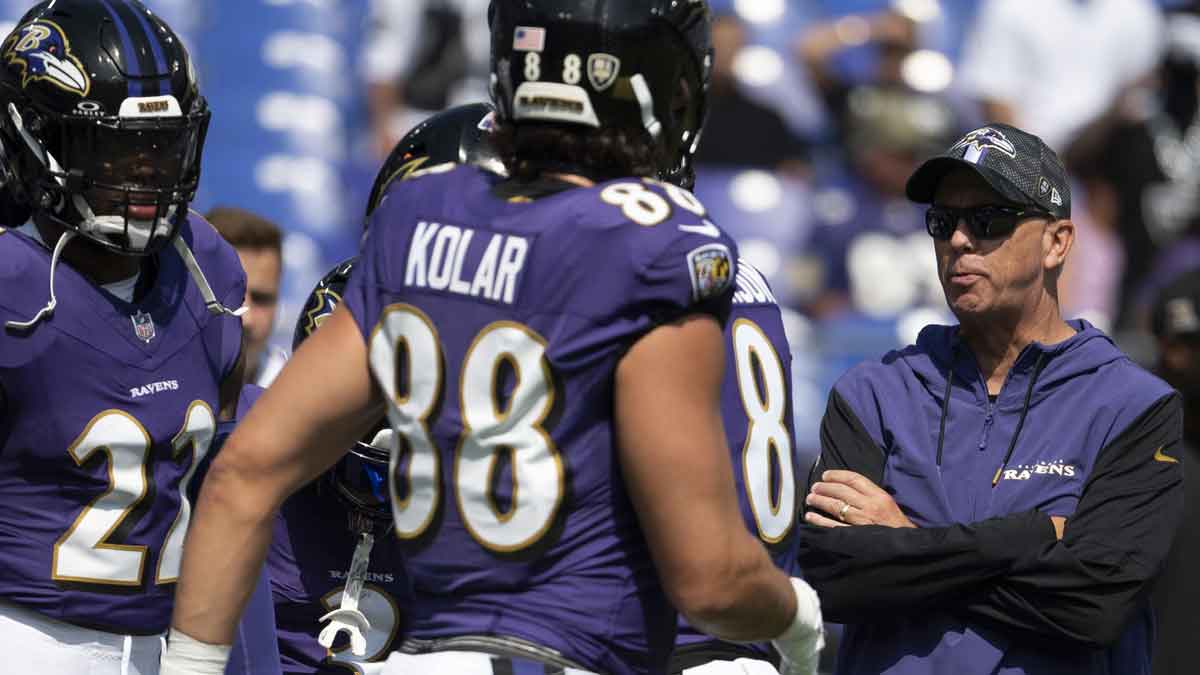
left=910, top=320, right=1127, bottom=409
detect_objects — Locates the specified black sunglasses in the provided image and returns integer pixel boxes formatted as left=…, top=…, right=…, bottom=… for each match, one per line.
left=925, top=205, right=1053, bottom=241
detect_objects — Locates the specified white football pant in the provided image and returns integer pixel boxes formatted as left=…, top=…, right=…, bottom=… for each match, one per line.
left=0, top=600, right=164, bottom=674
left=681, top=658, right=781, bottom=675
left=382, top=650, right=600, bottom=674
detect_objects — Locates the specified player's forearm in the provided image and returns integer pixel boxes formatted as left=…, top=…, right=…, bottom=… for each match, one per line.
left=677, top=533, right=796, bottom=642
left=171, top=458, right=278, bottom=645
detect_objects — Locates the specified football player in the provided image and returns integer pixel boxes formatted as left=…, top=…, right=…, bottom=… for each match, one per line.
left=199, top=388, right=283, bottom=675
left=0, top=1, right=244, bottom=673
left=362, top=102, right=506, bottom=228
left=271, top=104, right=499, bottom=675
left=269, top=259, right=408, bottom=675
left=164, top=2, right=824, bottom=675
left=670, top=261, right=803, bottom=675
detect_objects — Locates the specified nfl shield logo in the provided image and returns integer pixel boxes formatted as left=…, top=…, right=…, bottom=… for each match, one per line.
left=131, top=311, right=156, bottom=343
left=588, top=54, right=621, bottom=91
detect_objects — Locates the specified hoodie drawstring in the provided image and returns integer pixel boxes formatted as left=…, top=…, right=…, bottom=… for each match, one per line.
left=935, top=345, right=1050, bottom=483
left=935, top=359, right=954, bottom=468
left=935, top=341, right=962, bottom=468
left=4, top=229, right=75, bottom=331
left=991, top=352, right=1048, bottom=487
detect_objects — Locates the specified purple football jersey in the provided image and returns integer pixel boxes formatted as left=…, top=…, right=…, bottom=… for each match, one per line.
left=0, top=216, right=244, bottom=634
left=228, top=568, right=282, bottom=675
left=342, top=166, right=740, bottom=675
left=222, top=385, right=282, bottom=675
left=674, top=262, right=800, bottom=660
left=269, top=477, right=410, bottom=674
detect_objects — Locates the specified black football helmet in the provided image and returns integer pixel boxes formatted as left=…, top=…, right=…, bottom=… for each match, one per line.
left=489, top=0, right=712, bottom=188
left=365, top=102, right=504, bottom=223
left=294, top=259, right=392, bottom=523
left=0, top=0, right=209, bottom=255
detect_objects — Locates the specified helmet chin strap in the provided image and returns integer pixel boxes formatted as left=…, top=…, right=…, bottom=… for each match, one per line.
left=317, top=515, right=377, bottom=657
left=629, top=74, right=663, bottom=141
left=5, top=229, right=76, bottom=331
left=173, top=235, right=247, bottom=318
left=74, top=192, right=245, bottom=319
left=8, top=103, right=54, bottom=178
left=71, top=193, right=171, bottom=253
left=7, top=104, right=243, bottom=322
left=3, top=225, right=246, bottom=332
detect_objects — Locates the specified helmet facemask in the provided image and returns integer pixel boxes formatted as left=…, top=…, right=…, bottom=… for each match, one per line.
left=7, top=97, right=209, bottom=256
left=662, top=66, right=709, bottom=189
left=328, top=427, right=395, bottom=526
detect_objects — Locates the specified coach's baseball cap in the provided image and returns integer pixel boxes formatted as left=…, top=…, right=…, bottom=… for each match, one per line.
left=905, top=123, right=1071, bottom=220
left=1152, top=268, right=1200, bottom=339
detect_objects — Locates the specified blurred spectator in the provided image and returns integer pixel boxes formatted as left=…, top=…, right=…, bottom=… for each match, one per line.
left=363, top=0, right=491, bottom=158
left=799, top=9, right=917, bottom=100
left=692, top=13, right=809, bottom=171
left=1138, top=237, right=1200, bottom=327
left=958, top=0, right=1165, bottom=150
left=1062, top=7, right=1200, bottom=330
left=1150, top=267, right=1200, bottom=675
left=207, top=207, right=287, bottom=387
left=795, top=10, right=958, bottom=317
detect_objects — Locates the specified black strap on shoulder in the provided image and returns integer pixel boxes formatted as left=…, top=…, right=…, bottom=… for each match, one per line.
left=667, top=641, right=779, bottom=673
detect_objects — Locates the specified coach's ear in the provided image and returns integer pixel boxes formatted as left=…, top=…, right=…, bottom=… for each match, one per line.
left=1043, top=218, right=1074, bottom=275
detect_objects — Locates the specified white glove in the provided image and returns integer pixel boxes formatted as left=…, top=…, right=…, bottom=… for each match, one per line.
left=771, top=578, right=824, bottom=675
left=159, top=628, right=232, bottom=675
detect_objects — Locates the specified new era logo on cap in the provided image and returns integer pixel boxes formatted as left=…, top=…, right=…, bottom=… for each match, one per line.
left=1037, top=176, right=1064, bottom=206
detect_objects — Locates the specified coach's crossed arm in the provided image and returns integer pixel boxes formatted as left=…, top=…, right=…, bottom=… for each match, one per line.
left=796, top=390, right=1183, bottom=648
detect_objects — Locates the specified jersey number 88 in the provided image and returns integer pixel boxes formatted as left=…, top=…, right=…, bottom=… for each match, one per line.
left=368, top=305, right=561, bottom=553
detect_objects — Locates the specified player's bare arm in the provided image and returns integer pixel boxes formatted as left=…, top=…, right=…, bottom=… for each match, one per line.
left=217, top=336, right=248, bottom=423
left=172, top=306, right=383, bottom=646
left=615, top=313, right=797, bottom=642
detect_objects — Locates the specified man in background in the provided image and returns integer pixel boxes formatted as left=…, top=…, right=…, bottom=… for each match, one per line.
left=208, top=207, right=287, bottom=387
left=800, top=123, right=1183, bottom=674
left=959, top=0, right=1163, bottom=150
left=362, top=0, right=491, bottom=157
left=692, top=11, right=808, bottom=171
left=1151, top=267, right=1200, bottom=675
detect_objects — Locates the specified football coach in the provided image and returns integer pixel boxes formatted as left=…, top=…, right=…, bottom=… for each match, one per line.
left=797, top=123, right=1184, bottom=675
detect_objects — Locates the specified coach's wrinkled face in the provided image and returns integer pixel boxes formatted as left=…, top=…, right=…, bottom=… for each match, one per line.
left=932, top=169, right=1073, bottom=321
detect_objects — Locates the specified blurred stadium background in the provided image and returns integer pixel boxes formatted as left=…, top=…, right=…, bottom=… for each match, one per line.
left=5, top=0, right=1194, bottom=465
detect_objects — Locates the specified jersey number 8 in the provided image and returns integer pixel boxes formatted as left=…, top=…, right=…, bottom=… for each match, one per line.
left=369, top=305, right=562, bottom=553
left=732, top=319, right=796, bottom=544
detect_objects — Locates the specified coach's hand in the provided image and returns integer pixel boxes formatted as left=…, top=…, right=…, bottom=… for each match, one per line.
left=805, top=470, right=916, bottom=529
